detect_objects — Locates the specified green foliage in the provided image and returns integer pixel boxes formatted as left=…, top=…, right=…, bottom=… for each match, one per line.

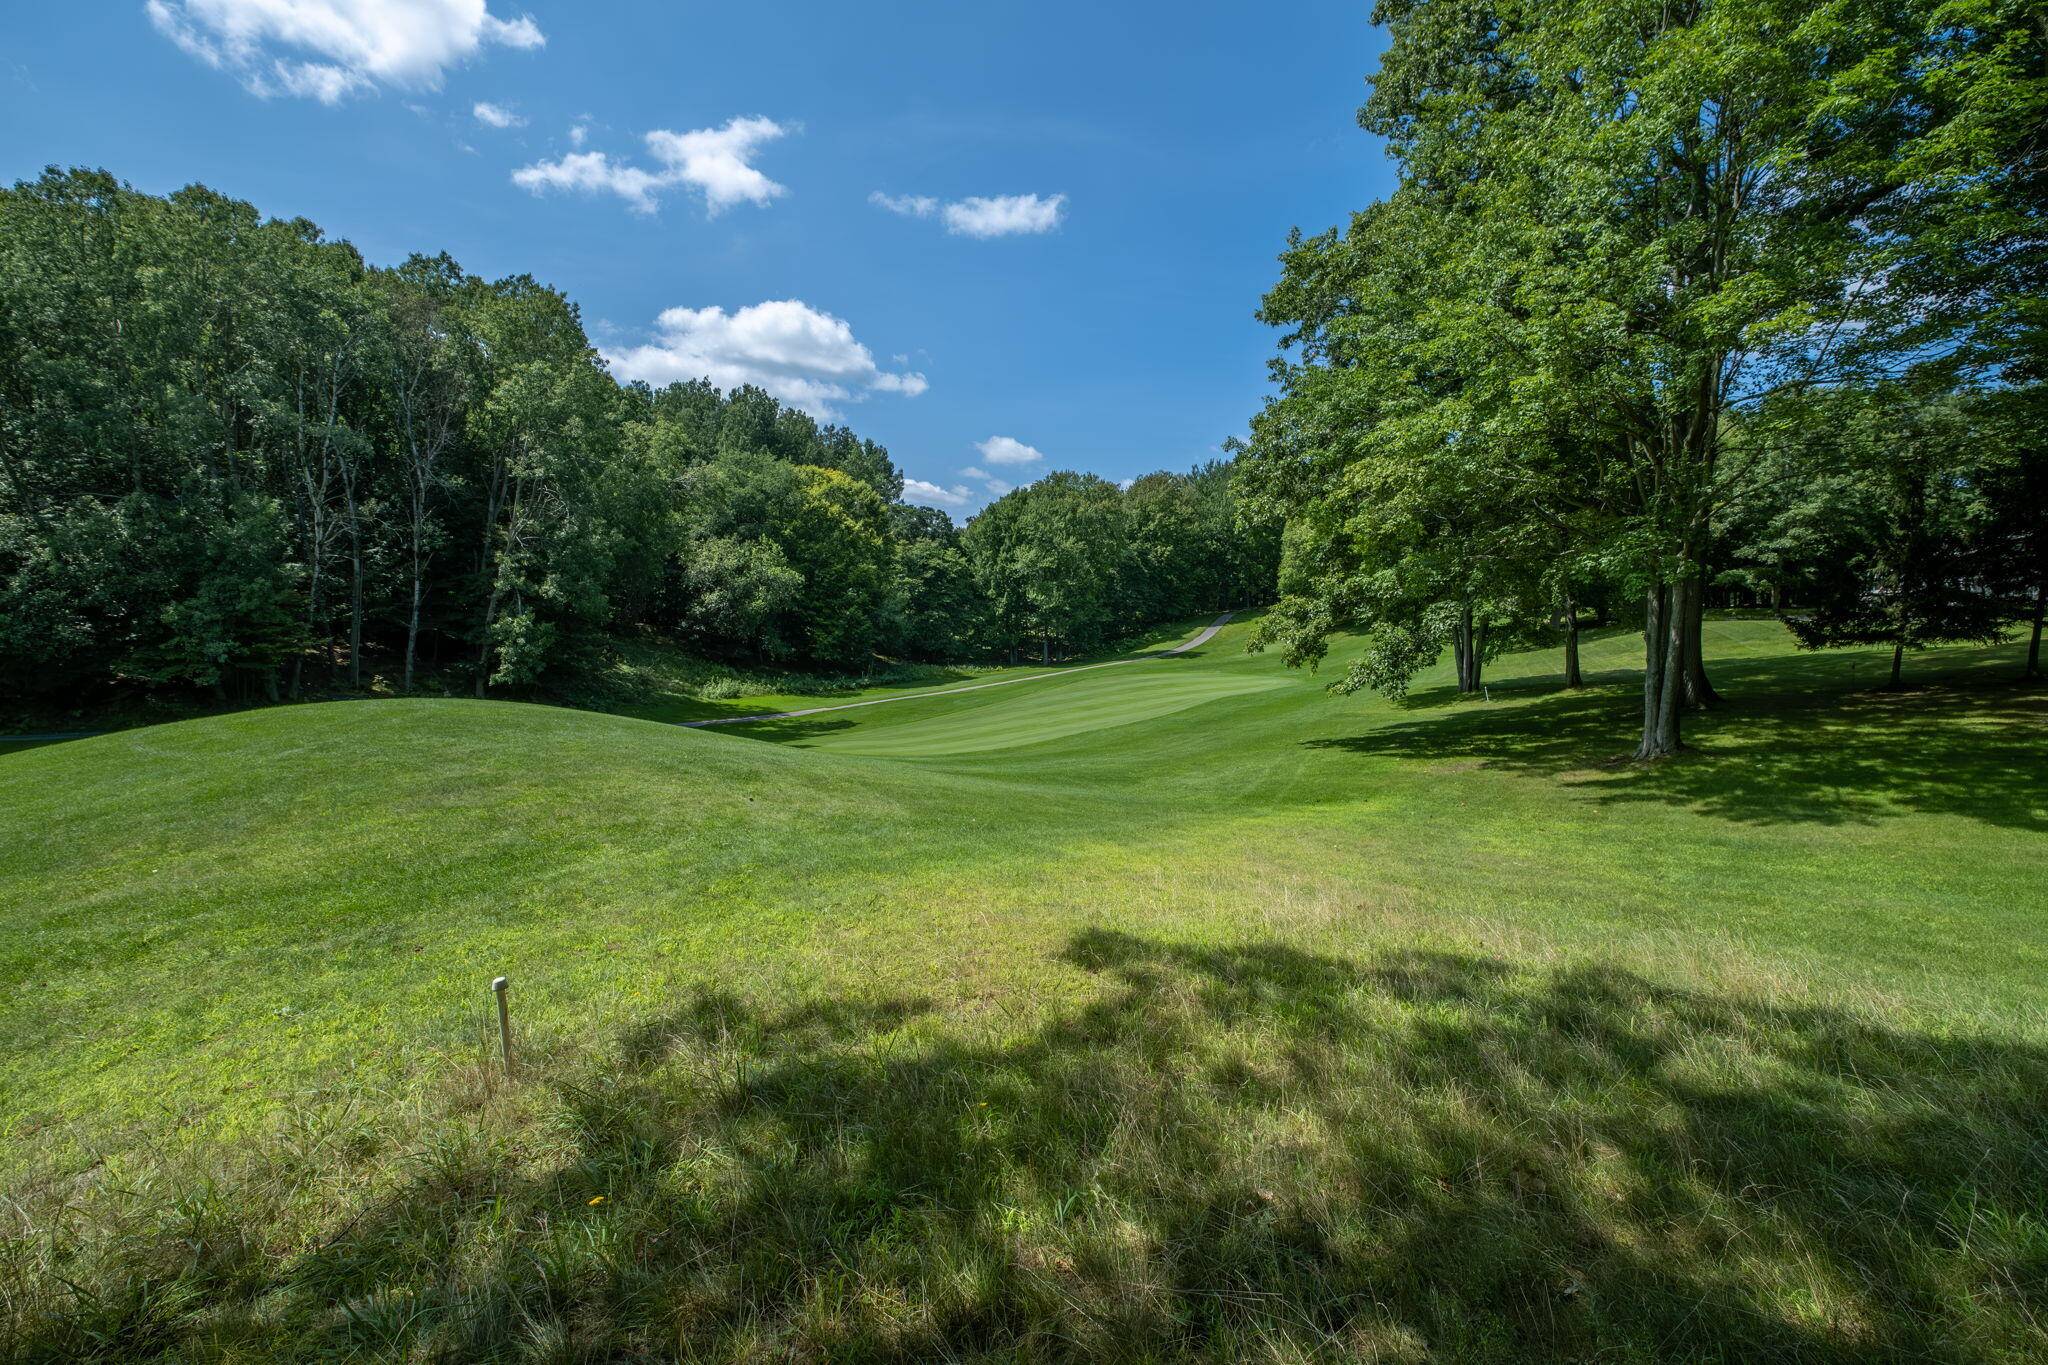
left=0, top=168, right=1282, bottom=705
left=963, top=464, right=1271, bottom=660
left=783, top=465, right=894, bottom=666
left=1244, top=0, right=2045, bottom=753
left=675, top=536, right=805, bottom=658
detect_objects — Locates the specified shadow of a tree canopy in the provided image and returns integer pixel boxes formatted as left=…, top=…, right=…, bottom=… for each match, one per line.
left=13, top=932, right=2047, bottom=1361
left=1310, top=652, right=2046, bottom=831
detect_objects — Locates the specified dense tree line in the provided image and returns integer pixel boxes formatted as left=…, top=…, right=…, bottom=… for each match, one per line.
left=1241, top=0, right=2043, bottom=755
left=0, top=169, right=1277, bottom=709
left=963, top=464, right=1277, bottom=663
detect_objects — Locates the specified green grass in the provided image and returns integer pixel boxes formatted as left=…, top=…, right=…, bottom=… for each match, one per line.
left=2, top=616, right=2044, bottom=1360
left=580, top=616, right=1223, bottom=725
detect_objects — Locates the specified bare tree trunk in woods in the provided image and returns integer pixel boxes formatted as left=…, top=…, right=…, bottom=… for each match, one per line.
left=1637, top=583, right=1685, bottom=759
left=1041, top=638, right=1050, bottom=665
left=347, top=536, right=364, bottom=688
left=474, top=459, right=513, bottom=699
left=393, top=341, right=458, bottom=696
left=1890, top=639, right=1905, bottom=689
left=289, top=376, right=316, bottom=701
left=1680, top=576, right=1719, bottom=709
left=402, top=448, right=433, bottom=695
left=1563, top=598, right=1582, bottom=689
left=475, top=576, right=501, bottom=698
left=294, top=558, right=320, bottom=700
left=336, top=463, right=363, bottom=689
left=407, top=548, right=428, bottom=695
left=2025, top=578, right=2043, bottom=681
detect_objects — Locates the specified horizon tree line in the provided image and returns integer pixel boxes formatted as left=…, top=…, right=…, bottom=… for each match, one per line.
left=0, top=167, right=1280, bottom=713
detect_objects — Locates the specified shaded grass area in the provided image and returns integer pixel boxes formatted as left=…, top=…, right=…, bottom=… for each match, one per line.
left=7, top=931, right=2044, bottom=1360
left=1315, top=644, right=2046, bottom=831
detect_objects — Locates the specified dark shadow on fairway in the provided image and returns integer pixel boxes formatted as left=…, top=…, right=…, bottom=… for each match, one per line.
left=1309, top=645, right=2046, bottom=831
left=0, top=733, right=101, bottom=755
left=22, top=932, right=2046, bottom=1361
left=703, top=713, right=863, bottom=745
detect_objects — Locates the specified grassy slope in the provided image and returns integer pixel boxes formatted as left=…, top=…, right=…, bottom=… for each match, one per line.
left=2, top=616, right=2045, bottom=1359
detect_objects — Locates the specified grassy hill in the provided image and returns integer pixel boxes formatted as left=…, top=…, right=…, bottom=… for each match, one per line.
left=3, top=616, right=2044, bottom=1360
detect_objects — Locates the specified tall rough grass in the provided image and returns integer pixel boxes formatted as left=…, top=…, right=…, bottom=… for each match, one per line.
left=7, top=929, right=2044, bottom=1361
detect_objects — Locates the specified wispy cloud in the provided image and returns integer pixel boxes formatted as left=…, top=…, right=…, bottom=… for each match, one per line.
left=961, top=466, right=1014, bottom=496
left=870, top=190, right=1067, bottom=238
left=944, top=193, right=1066, bottom=238
left=473, top=100, right=525, bottom=128
left=869, top=191, right=937, bottom=218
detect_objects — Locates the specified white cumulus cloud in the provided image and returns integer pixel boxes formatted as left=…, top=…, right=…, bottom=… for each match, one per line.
left=473, top=99, right=523, bottom=128
left=870, top=190, right=1068, bottom=239
left=974, top=435, right=1045, bottom=466
left=642, top=117, right=790, bottom=213
left=146, top=0, right=543, bottom=103
left=514, top=116, right=790, bottom=215
left=902, top=479, right=973, bottom=510
left=603, top=300, right=928, bottom=420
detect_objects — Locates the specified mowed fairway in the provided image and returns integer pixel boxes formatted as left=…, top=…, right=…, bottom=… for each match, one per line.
left=789, top=665, right=1287, bottom=757
left=4, top=616, right=2047, bottom=1360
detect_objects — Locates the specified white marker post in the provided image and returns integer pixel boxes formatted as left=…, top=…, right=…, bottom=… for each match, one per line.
left=491, top=975, right=512, bottom=1075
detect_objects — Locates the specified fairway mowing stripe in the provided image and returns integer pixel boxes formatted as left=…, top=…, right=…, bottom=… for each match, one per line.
left=682, top=613, right=1235, bottom=729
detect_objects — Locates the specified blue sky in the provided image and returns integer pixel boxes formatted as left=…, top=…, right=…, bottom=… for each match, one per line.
left=1, top=2, right=1393, bottom=515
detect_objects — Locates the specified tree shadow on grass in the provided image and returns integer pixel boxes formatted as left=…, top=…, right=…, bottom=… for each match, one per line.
left=21, top=932, right=2046, bottom=1361
left=1309, top=647, right=2046, bottom=831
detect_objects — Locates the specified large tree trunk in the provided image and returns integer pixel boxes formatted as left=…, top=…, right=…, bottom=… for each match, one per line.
left=1890, top=638, right=1905, bottom=688
left=1679, top=576, right=1719, bottom=708
left=1563, top=599, right=1582, bottom=689
left=1637, top=582, right=1684, bottom=760
left=1452, top=603, right=1481, bottom=694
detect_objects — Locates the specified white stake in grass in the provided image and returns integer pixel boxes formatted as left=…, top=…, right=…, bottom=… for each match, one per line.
left=492, top=975, right=512, bottom=1074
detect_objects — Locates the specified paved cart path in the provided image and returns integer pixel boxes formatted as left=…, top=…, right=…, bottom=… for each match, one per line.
left=681, top=612, right=1236, bottom=729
